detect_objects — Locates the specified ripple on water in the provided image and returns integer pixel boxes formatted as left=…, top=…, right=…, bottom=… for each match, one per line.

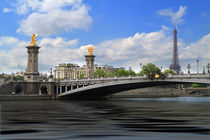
left=0, top=97, right=210, bottom=139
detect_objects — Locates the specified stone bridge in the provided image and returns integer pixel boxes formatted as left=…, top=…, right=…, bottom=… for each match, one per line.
left=56, top=75, right=210, bottom=99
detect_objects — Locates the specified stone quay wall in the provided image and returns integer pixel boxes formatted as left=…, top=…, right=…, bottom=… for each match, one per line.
left=0, top=81, right=56, bottom=100
left=108, top=86, right=210, bottom=98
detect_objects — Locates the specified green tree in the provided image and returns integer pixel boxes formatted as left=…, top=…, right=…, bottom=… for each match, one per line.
left=141, top=63, right=161, bottom=75
left=5, top=75, right=12, bottom=81
left=115, top=69, right=129, bottom=77
left=94, top=69, right=105, bottom=78
left=94, top=69, right=114, bottom=78
left=79, top=73, right=85, bottom=79
left=104, top=72, right=114, bottom=78
left=13, top=75, right=24, bottom=81
left=138, top=71, right=145, bottom=76
left=130, top=70, right=136, bottom=76
left=164, top=69, right=175, bottom=76
left=191, top=84, right=198, bottom=88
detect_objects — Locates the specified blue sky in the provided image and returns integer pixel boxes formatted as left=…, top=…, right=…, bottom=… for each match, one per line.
left=0, top=0, right=210, bottom=74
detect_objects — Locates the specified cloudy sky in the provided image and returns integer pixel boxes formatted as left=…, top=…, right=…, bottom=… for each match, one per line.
left=0, top=0, right=210, bottom=74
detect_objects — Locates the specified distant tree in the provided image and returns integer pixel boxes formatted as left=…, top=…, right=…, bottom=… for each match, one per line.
left=137, top=72, right=143, bottom=76
left=141, top=63, right=161, bottom=75
left=163, top=69, right=176, bottom=76
left=13, top=75, right=24, bottom=81
left=130, top=70, right=136, bottom=76
left=191, top=83, right=209, bottom=88
left=94, top=69, right=114, bottom=78
left=115, top=69, right=129, bottom=77
left=94, top=69, right=105, bottom=78
left=191, top=83, right=199, bottom=88
left=104, top=72, right=114, bottom=78
left=138, top=71, right=144, bottom=76
left=5, top=75, right=12, bottom=81
left=79, top=73, right=85, bottom=79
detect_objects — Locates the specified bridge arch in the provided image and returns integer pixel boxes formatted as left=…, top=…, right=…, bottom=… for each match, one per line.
left=40, top=85, right=48, bottom=95
left=58, top=76, right=210, bottom=99
left=15, top=85, right=22, bottom=94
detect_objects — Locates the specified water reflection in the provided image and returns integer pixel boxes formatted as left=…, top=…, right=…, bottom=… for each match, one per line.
left=0, top=97, right=210, bottom=140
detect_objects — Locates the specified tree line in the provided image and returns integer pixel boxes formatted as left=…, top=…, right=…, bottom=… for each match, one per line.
left=94, top=63, right=176, bottom=78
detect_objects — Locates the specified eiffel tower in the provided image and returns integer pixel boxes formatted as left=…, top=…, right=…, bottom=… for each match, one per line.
left=169, top=27, right=181, bottom=74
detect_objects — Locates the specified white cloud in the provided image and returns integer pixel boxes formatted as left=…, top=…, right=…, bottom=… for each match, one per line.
left=180, top=34, right=210, bottom=72
left=181, top=34, right=210, bottom=60
left=0, top=29, right=210, bottom=73
left=161, top=25, right=170, bottom=31
left=95, top=30, right=173, bottom=71
left=2, top=8, right=12, bottom=13
left=158, top=6, right=187, bottom=25
left=15, top=0, right=92, bottom=36
left=95, top=30, right=209, bottom=73
left=0, top=36, right=84, bottom=73
left=0, top=37, right=28, bottom=73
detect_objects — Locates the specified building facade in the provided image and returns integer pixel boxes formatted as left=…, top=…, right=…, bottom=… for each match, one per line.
left=54, top=63, right=120, bottom=80
left=94, top=64, right=119, bottom=74
left=54, top=63, right=86, bottom=80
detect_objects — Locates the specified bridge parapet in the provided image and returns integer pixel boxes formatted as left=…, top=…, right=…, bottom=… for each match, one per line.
left=168, top=74, right=210, bottom=78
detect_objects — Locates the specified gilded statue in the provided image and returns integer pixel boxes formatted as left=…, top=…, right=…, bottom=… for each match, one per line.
left=30, top=33, right=38, bottom=46
left=87, top=45, right=95, bottom=55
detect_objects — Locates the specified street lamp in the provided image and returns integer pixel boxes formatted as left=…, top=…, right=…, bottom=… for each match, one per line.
left=140, top=62, right=142, bottom=72
left=49, top=68, right=53, bottom=78
left=187, top=64, right=191, bottom=74
left=17, top=64, right=23, bottom=73
left=129, top=67, right=132, bottom=76
left=207, top=63, right=210, bottom=74
left=196, top=59, right=199, bottom=74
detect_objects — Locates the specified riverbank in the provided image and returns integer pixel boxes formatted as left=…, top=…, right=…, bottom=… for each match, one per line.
left=0, top=95, right=52, bottom=100
left=108, top=87, right=210, bottom=98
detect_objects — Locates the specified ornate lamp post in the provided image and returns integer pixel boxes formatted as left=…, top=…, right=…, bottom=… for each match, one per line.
left=48, top=68, right=54, bottom=82
left=129, top=67, right=132, bottom=76
left=187, top=64, right=191, bottom=74
left=196, top=59, right=199, bottom=74
left=49, top=68, right=53, bottom=78
left=140, top=62, right=142, bottom=72
left=17, top=64, right=23, bottom=73
left=207, top=63, right=210, bottom=74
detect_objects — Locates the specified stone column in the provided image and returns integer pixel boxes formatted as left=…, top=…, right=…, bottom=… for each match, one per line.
left=85, top=55, right=95, bottom=79
left=25, top=45, right=41, bottom=82
left=56, top=85, right=59, bottom=94
left=65, top=85, right=67, bottom=92
left=60, top=85, right=62, bottom=94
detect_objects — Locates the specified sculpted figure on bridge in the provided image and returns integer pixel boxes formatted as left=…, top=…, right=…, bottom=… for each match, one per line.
left=30, top=34, right=38, bottom=46
left=87, top=45, right=95, bottom=55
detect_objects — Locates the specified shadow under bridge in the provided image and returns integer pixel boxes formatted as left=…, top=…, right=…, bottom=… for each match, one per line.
left=57, top=77, right=206, bottom=99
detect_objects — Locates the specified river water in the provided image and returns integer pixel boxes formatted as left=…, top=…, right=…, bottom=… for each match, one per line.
left=0, top=97, right=210, bottom=140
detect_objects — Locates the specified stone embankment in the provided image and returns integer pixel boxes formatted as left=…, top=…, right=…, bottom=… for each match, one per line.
left=0, top=78, right=5, bottom=85
left=108, top=86, right=210, bottom=98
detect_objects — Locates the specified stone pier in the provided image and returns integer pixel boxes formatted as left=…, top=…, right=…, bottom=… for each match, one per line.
left=85, top=55, right=95, bottom=79
left=25, top=45, right=41, bottom=82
